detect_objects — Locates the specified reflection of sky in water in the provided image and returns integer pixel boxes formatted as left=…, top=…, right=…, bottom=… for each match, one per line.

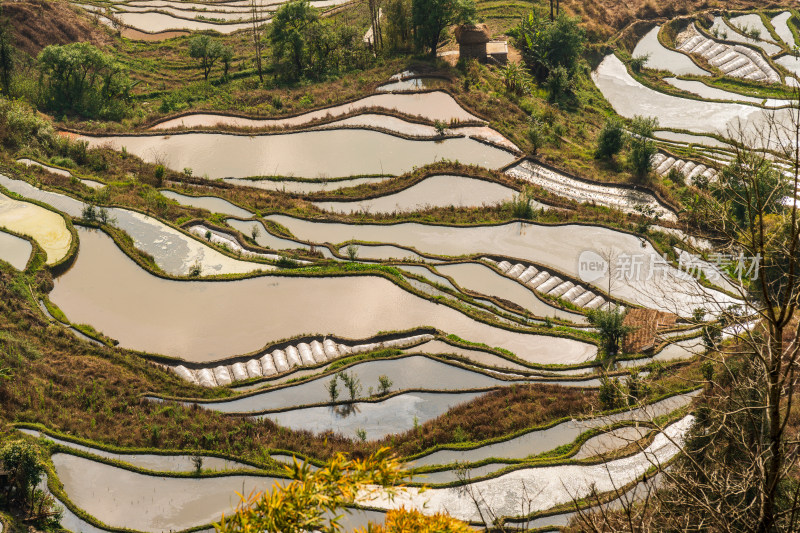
left=265, top=391, right=483, bottom=440
left=185, top=356, right=501, bottom=414
left=0, top=174, right=257, bottom=275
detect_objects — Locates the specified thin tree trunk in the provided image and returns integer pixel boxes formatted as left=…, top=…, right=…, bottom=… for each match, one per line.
left=250, top=0, right=263, bottom=82
left=758, top=331, right=784, bottom=533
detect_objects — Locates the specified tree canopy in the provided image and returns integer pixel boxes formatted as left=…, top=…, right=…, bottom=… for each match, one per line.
left=411, top=0, right=475, bottom=56
left=37, top=42, right=132, bottom=120
left=189, top=35, right=232, bottom=81
left=512, top=10, right=585, bottom=81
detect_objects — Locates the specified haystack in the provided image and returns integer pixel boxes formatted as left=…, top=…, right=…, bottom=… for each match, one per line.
left=455, top=24, right=491, bottom=59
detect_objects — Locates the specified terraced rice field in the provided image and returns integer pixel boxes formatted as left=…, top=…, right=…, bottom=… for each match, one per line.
left=81, top=129, right=517, bottom=179
left=0, top=230, right=32, bottom=270
left=361, top=416, right=694, bottom=521
left=312, top=175, right=521, bottom=214
left=0, top=191, right=71, bottom=265
left=76, top=0, right=348, bottom=36
left=264, top=214, right=736, bottom=315
left=51, top=228, right=597, bottom=363
left=5, top=10, right=774, bottom=525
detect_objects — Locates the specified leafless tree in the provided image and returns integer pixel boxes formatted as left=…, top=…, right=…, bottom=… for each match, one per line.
left=366, top=0, right=383, bottom=52
left=250, top=0, right=265, bottom=82
left=565, top=84, right=800, bottom=533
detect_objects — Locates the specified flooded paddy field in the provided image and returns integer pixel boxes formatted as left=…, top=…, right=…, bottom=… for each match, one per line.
left=410, top=392, right=697, bottom=469
left=0, top=230, right=32, bottom=270
left=51, top=228, right=596, bottom=363
left=149, top=91, right=480, bottom=130
left=8, top=5, right=780, bottom=529
left=81, top=129, right=516, bottom=179
left=0, top=191, right=71, bottom=265
left=0, top=175, right=270, bottom=276
left=312, top=175, right=519, bottom=214
left=265, top=214, right=735, bottom=316
left=170, top=354, right=601, bottom=415
left=264, top=390, right=486, bottom=440
left=52, top=453, right=282, bottom=531
left=161, top=190, right=252, bottom=217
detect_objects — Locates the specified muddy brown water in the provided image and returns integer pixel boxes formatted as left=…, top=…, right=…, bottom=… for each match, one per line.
left=81, top=129, right=516, bottom=179
left=312, top=174, right=522, bottom=214
left=161, top=190, right=252, bottom=217
left=51, top=229, right=596, bottom=364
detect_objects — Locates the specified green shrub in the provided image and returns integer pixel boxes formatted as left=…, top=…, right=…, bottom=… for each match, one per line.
left=508, top=189, right=535, bottom=219
left=545, top=64, right=571, bottom=102
left=527, top=117, right=547, bottom=155
left=595, top=117, right=624, bottom=159
left=0, top=96, right=54, bottom=150
left=627, top=115, right=659, bottom=180
left=630, top=53, right=650, bottom=73
left=598, top=376, right=623, bottom=410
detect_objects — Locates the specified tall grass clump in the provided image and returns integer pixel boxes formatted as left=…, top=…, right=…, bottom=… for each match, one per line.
left=508, top=188, right=536, bottom=219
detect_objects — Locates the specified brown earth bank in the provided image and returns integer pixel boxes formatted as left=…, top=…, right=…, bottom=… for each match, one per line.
left=2, top=0, right=112, bottom=57
left=0, top=265, right=600, bottom=463
left=0, top=261, right=698, bottom=464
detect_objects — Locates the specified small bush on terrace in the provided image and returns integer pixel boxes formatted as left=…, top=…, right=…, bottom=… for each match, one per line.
left=627, top=115, right=659, bottom=180
left=0, top=96, right=53, bottom=150
left=595, top=117, right=624, bottom=160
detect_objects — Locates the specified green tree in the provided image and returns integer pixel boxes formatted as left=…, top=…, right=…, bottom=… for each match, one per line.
left=512, top=10, right=585, bottom=81
left=189, top=35, right=226, bottom=81
left=545, top=64, right=570, bottom=102
left=598, top=376, right=623, bottom=410
left=595, top=117, right=624, bottom=160
left=627, top=115, right=658, bottom=180
left=411, top=0, right=475, bottom=56
left=37, top=42, right=132, bottom=119
left=384, top=0, right=413, bottom=51
left=1, top=441, right=45, bottom=513
left=377, top=375, right=393, bottom=396
left=326, top=376, right=339, bottom=402
left=527, top=116, right=547, bottom=155
left=220, top=45, right=234, bottom=79
left=586, top=305, right=631, bottom=356
left=711, top=152, right=791, bottom=230
left=270, top=0, right=318, bottom=80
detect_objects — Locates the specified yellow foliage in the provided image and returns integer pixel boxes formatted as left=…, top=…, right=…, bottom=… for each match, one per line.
left=360, top=508, right=473, bottom=533
left=215, top=448, right=413, bottom=533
